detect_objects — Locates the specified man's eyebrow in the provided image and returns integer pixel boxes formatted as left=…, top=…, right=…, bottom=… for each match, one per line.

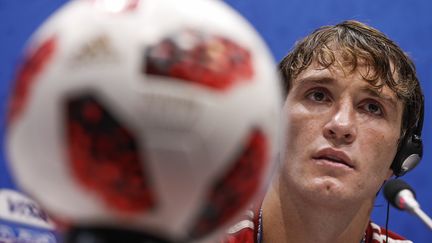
left=361, top=87, right=399, bottom=108
left=295, top=76, right=400, bottom=107
left=295, top=76, right=336, bottom=86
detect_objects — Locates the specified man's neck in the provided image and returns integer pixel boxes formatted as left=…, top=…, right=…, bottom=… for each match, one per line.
left=261, top=177, right=372, bottom=243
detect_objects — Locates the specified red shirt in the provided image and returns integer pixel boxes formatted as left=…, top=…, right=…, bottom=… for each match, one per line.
left=221, top=208, right=412, bottom=243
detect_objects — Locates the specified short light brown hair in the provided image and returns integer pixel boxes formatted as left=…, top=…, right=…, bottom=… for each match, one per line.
left=279, top=20, right=423, bottom=137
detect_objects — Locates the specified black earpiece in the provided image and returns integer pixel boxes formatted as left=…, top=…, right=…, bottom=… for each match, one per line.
left=391, top=101, right=424, bottom=176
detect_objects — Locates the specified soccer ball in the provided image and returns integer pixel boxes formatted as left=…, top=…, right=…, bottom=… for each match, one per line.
left=6, top=0, right=282, bottom=241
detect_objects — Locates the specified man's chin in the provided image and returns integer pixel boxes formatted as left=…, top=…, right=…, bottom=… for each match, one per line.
left=301, top=177, right=356, bottom=205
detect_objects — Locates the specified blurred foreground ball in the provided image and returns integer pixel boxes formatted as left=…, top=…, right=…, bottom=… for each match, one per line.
left=6, top=0, right=282, bottom=241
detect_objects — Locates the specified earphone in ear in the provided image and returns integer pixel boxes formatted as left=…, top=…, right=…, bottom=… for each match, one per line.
left=391, top=101, right=424, bottom=177
left=391, top=133, right=423, bottom=176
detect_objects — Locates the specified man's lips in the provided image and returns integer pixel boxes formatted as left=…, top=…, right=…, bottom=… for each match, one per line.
left=312, top=148, right=354, bottom=169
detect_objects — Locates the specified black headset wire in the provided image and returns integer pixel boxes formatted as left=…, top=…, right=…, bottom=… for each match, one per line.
left=385, top=197, right=390, bottom=243
left=385, top=175, right=400, bottom=243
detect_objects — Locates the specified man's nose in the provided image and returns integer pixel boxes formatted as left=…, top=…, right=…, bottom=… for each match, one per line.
left=323, top=102, right=357, bottom=145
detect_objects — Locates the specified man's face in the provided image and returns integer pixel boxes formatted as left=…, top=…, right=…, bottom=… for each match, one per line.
left=281, top=62, right=404, bottom=206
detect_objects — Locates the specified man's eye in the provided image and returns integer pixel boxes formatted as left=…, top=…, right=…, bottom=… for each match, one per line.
left=307, top=90, right=328, bottom=102
left=363, top=102, right=383, bottom=116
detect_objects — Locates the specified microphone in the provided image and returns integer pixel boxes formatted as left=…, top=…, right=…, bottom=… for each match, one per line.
left=384, top=179, right=432, bottom=230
